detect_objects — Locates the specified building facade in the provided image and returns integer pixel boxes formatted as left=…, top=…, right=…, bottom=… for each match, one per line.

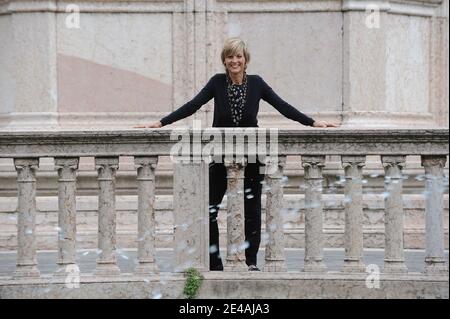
left=0, top=0, right=448, bottom=130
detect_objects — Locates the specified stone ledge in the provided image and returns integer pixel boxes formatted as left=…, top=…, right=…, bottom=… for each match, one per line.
left=342, top=0, right=443, bottom=17
left=0, top=0, right=443, bottom=16
left=220, top=0, right=443, bottom=17
left=0, top=129, right=448, bottom=158
left=0, top=0, right=184, bottom=15
left=0, top=272, right=448, bottom=298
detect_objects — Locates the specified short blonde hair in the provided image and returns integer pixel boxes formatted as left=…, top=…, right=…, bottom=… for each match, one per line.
left=221, top=37, right=251, bottom=67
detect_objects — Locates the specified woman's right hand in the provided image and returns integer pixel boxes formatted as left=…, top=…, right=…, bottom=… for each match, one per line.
left=134, top=121, right=163, bottom=128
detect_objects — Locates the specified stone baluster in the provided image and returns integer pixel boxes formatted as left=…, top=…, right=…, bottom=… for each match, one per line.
left=381, top=156, right=408, bottom=273
left=134, top=156, right=159, bottom=275
left=301, top=156, right=327, bottom=273
left=54, top=157, right=79, bottom=277
left=94, top=157, right=121, bottom=275
left=224, top=157, right=248, bottom=271
left=264, top=156, right=287, bottom=272
left=173, top=158, right=209, bottom=272
left=421, top=155, right=448, bottom=274
left=341, top=156, right=366, bottom=273
left=13, top=158, right=40, bottom=278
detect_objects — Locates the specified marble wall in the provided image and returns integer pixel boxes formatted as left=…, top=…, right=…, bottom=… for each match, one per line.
left=0, top=0, right=448, bottom=129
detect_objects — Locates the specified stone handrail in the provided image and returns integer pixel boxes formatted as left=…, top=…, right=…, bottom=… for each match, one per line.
left=0, top=128, right=448, bottom=278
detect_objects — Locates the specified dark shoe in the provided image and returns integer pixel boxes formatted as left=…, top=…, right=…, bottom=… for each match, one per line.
left=248, top=265, right=260, bottom=271
left=210, top=264, right=224, bottom=271
left=210, top=255, right=223, bottom=271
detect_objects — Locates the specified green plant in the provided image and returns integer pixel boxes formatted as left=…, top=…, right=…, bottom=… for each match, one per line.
left=183, top=267, right=204, bottom=299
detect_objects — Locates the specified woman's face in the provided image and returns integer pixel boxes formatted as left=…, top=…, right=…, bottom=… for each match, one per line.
left=224, top=50, right=246, bottom=75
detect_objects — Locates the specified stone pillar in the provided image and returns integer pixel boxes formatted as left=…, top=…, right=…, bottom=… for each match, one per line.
left=94, top=157, right=120, bottom=276
left=421, top=155, right=448, bottom=274
left=301, top=155, right=327, bottom=273
left=381, top=155, right=408, bottom=273
left=0, top=9, right=58, bottom=129
left=204, top=0, right=227, bottom=126
left=172, top=1, right=191, bottom=126
left=342, top=2, right=388, bottom=127
left=13, top=158, right=40, bottom=277
left=134, top=156, right=159, bottom=275
left=429, top=0, right=449, bottom=127
left=54, top=157, right=79, bottom=276
left=341, top=1, right=435, bottom=128
left=173, top=158, right=209, bottom=272
left=193, top=0, right=209, bottom=125
left=223, top=157, right=248, bottom=272
left=264, top=156, right=287, bottom=272
left=341, top=155, right=366, bottom=273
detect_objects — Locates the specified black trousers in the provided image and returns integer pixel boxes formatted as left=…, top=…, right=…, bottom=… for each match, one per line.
left=209, top=160, right=265, bottom=270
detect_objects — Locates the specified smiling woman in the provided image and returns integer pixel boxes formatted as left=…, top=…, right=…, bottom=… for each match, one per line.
left=221, top=37, right=251, bottom=83
left=222, top=38, right=250, bottom=126
left=134, top=37, right=338, bottom=271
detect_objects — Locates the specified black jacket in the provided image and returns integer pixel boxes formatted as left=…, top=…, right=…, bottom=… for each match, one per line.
left=160, top=73, right=315, bottom=127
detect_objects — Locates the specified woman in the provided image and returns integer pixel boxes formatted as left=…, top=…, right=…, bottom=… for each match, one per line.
left=136, top=38, right=338, bottom=271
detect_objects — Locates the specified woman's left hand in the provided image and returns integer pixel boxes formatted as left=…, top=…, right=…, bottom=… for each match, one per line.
left=312, top=120, right=340, bottom=128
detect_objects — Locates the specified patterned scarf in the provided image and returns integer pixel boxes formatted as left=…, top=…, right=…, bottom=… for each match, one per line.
left=226, top=72, right=248, bottom=127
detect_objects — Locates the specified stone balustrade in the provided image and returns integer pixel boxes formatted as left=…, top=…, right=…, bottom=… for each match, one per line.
left=0, top=129, right=448, bottom=282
